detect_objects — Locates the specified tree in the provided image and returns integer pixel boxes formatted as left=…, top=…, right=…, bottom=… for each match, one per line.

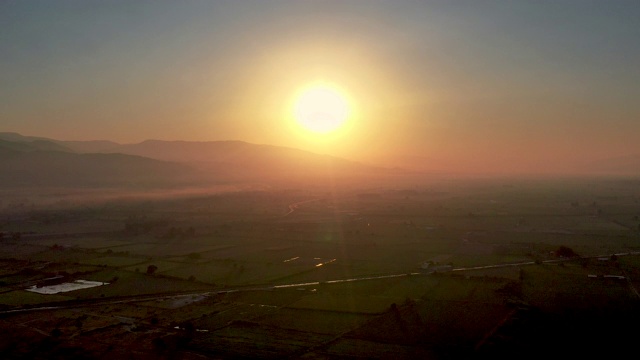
left=177, top=322, right=196, bottom=348
left=556, top=246, right=578, bottom=258
left=146, top=265, right=158, bottom=275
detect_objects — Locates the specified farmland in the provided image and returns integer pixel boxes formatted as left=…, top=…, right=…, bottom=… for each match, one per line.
left=1, top=177, right=639, bottom=358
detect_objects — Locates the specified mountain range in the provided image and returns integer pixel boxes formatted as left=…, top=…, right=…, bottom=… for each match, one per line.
left=0, top=132, right=388, bottom=188
left=1, top=131, right=638, bottom=189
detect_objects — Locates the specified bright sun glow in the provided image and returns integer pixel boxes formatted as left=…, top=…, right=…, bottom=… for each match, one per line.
left=293, top=83, right=351, bottom=134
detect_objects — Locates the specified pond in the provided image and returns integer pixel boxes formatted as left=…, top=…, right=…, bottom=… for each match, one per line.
left=26, top=280, right=109, bottom=294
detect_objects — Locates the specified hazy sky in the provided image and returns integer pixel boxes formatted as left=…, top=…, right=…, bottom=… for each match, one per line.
left=2, top=1, right=640, bottom=172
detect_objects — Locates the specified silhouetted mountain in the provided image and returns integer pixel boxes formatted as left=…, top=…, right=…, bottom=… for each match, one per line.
left=49, top=137, right=390, bottom=182
left=4, top=132, right=640, bottom=184
left=100, top=139, right=364, bottom=169
left=0, top=132, right=119, bottom=154
left=60, top=140, right=121, bottom=153
left=0, top=132, right=54, bottom=143
left=0, top=137, right=73, bottom=153
left=0, top=140, right=196, bottom=188
left=106, top=139, right=391, bottom=182
left=0, top=133, right=393, bottom=188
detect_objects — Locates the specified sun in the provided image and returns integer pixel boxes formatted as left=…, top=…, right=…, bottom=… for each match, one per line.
left=293, top=83, right=351, bottom=134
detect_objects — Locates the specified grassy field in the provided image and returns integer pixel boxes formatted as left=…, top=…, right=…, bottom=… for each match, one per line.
left=1, top=178, right=640, bottom=358
left=191, top=321, right=333, bottom=359
left=255, top=308, right=372, bottom=334
left=0, top=290, right=73, bottom=306
left=288, top=292, right=395, bottom=314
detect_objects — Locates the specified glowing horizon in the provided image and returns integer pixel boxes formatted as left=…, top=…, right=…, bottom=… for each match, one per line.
left=2, top=1, right=640, bottom=174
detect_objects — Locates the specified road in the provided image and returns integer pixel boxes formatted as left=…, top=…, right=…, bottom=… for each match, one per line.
left=283, top=198, right=320, bottom=217
left=2, top=251, right=639, bottom=315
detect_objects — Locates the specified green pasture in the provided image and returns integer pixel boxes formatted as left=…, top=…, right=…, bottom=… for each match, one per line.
left=448, top=254, right=531, bottom=268
left=322, top=277, right=407, bottom=296
left=461, top=266, right=522, bottom=280
left=0, top=243, right=49, bottom=259
left=154, top=261, right=236, bottom=284
left=27, top=237, right=133, bottom=250
left=422, top=276, right=486, bottom=301
left=71, top=269, right=211, bottom=298
left=94, top=303, right=160, bottom=321
left=288, top=293, right=394, bottom=314
left=220, top=289, right=306, bottom=306
left=192, top=303, right=273, bottom=331
left=193, top=322, right=332, bottom=359
left=0, top=290, right=73, bottom=306
left=0, top=219, right=118, bottom=234
left=521, top=264, right=636, bottom=310
left=139, top=242, right=242, bottom=258
left=123, top=259, right=189, bottom=274
left=378, top=276, right=442, bottom=300
left=80, top=256, right=148, bottom=268
left=156, top=259, right=316, bottom=285
left=266, top=260, right=391, bottom=285
left=22, top=248, right=103, bottom=263
left=255, top=308, right=372, bottom=335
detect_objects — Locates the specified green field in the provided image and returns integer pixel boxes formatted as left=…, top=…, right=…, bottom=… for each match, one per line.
left=1, top=178, right=640, bottom=358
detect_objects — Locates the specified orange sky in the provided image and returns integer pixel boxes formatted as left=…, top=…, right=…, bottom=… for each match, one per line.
left=2, top=1, right=640, bottom=174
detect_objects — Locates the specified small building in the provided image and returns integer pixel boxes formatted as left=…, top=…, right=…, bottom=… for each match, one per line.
left=421, top=261, right=453, bottom=273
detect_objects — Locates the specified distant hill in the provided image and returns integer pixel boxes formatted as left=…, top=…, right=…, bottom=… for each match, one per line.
left=58, top=135, right=387, bottom=179
left=113, top=140, right=395, bottom=185
left=4, top=132, right=640, bottom=184
left=107, top=140, right=387, bottom=181
left=0, top=132, right=54, bottom=143
left=0, top=137, right=74, bottom=153
left=0, top=133, right=391, bottom=187
left=60, top=140, right=121, bottom=153
left=0, top=138, right=197, bottom=187
left=0, top=132, right=119, bottom=153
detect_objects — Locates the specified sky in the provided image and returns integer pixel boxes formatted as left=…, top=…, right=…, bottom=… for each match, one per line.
left=2, top=0, right=640, bottom=173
